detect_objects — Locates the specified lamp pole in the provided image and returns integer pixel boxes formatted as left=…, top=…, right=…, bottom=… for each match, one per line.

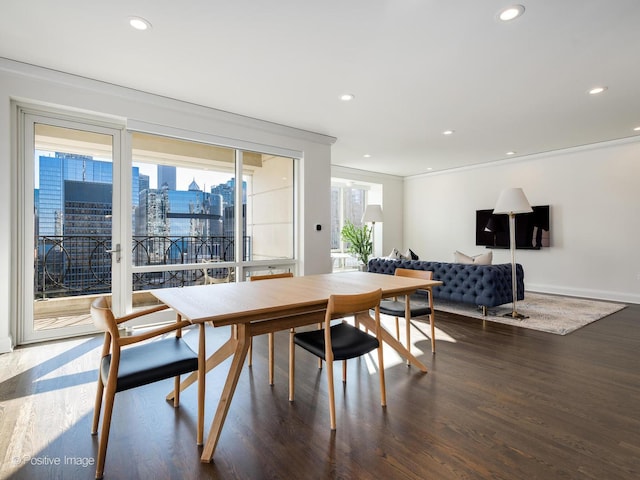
left=362, top=204, right=383, bottom=260
left=507, top=212, right=521, bottom=318
left=493, top=188, right=532, bottom=320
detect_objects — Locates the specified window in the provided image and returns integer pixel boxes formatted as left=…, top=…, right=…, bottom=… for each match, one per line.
left=330, top=178, right=381, bottom=271
left=19, top=112, right=298, bottom=344
left=131, top=132, right=296, bottom=292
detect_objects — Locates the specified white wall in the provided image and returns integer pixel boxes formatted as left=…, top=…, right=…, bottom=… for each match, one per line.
left=0, top=58, right=335, bottom=352
left=404, top=139, right=640, bottom=304
left=331, top=166, right=404, bottom=257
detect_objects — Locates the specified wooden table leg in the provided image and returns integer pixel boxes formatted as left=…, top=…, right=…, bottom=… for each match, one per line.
left=197, top=323, right=206, bottom=445
left=405, top=295, right=412, bottom=365
left=166, top=333, right=238, bottom=402
left=357, top=312, right=428, bottom=373
left=429, top=290, right=436, bottom=353
left=201, top=323, right=251, bottom=463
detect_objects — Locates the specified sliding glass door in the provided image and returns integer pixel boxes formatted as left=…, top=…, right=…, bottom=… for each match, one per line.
left=19, top=111, right=124, bottom=343
left=17, top=109, right=298, bottom=344
left=129, top=132, right=296, bottom=304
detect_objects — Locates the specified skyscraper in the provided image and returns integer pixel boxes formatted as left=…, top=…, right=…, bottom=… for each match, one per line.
left=37, top=153, right=139, bottom=236
left=35, top=153, right=139, bottom=296
left=158, top=165, right=176, bottom=190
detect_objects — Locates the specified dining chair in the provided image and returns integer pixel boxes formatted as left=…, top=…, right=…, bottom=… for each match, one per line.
left=90, top=296, right=202, bottom=480
left=378, top=268, right=436, bottom=354
left=249, top=272, right=294, bottom=385
left=201, top=259, right=230, bottom=284
left=290, top=288, right=385, bottom=430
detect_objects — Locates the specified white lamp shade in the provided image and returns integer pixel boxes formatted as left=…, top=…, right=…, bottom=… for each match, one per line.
left=362, top=204, right=383, bottom=223
left=493, top=188, right=533, bottom=215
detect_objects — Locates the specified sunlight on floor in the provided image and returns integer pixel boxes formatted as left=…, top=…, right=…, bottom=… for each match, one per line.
left=362, top=315, right=457, bottom=373
left=0, top=337, right=99, bottom=477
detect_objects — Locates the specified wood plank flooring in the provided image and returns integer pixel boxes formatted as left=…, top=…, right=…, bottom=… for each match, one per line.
left=1, top=304, right=639, bottom=479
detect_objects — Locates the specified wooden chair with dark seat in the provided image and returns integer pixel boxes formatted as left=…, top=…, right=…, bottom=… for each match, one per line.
left=378, top=268, right=436, bottom=354
left=290, top=288, right=385, bottom=430
left=90, top=296, right=203, bottom=480
left=249, top=271, right=294, bottom=385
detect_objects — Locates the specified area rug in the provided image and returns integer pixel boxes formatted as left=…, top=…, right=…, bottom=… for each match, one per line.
left=432, top=292, right=626, bottom=335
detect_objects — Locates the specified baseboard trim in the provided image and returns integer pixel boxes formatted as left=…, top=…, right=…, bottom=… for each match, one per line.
left=526, top=284, right=639, bottom=305
left=0, top=335, right=14, bottom=354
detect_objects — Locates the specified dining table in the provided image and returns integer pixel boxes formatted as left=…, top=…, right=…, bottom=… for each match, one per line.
left=151, top=271, right=442, bottom=462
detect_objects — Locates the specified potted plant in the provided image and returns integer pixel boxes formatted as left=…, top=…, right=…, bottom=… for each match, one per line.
left=340, top=220, right=373, bottom=269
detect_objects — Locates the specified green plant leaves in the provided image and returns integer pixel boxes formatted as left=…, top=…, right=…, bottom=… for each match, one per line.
left=340, top=220, right=372, bottom=265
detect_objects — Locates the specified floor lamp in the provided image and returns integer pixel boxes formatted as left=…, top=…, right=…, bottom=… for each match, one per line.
left=362, top=204, right=383, bottom=259
left=493, top=188, right=532, bottom=319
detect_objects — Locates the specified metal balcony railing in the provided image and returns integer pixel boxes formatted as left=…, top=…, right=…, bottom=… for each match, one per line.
left=35, top=235, right=251, bottom=299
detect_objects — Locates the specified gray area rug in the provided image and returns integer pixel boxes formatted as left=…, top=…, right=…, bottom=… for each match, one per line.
left=433, top=292, right=626, bottom=335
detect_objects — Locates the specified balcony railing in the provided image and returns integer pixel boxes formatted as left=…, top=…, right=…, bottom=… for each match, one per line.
left=35, top=235, right=251, bottom=299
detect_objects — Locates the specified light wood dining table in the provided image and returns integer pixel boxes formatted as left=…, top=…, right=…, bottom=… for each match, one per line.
left=152, top=271, right=442, bottom=462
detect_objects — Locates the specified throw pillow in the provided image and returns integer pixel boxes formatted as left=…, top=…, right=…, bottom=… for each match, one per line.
left=405, top=249, right=419, bottom=260
left=473, top=250, right=493, bottom=265
left=387, top=248, right=402, bottom=260
left=454, top=250, right=493, bottom=265
left=454, top=250, right=474, bottom=264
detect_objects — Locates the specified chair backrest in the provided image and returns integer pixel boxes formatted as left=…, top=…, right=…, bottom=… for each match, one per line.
left=202, top=260, right=230, bottom=284
left=327, top=289, right=382, bottom=317
left=249, top=272, right=294, bottom=281
left=91, top=296, right=119, bottom=338
left=394, top=267, right=433, bottom=280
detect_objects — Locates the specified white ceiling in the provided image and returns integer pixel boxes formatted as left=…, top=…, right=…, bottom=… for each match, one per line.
left=1, top=0, right=639, bottom=177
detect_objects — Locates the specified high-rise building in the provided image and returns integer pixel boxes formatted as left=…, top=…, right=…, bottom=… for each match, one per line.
left=37, top=153, right=139, bottom=236
left=139, top=173, right=150, bottom=194
left=63, top=180, right=112, bottom=292
left=35, top=153, right=139, bottom=296
left=210, top=178, right=246, bottom=238
left=158, top=165, right=176, bottom=190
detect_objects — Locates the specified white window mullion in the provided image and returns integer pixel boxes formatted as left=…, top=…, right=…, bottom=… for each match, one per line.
left=235, top=150, right=244, bottom=280
left=112, top=129, right=132, bottom=316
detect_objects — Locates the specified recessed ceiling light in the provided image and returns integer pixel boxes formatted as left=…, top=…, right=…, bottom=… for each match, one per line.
left=129, top=17, right=152, bottom=31
left=634, top=126, right=640, bottom=131
left=363, top=154, right=371, bottom=158
left=506, top=151, right=516, bottom=155
left=340, top=93, right=355, bottom=101
left=588, top=86, right=608, bottom=95
left=442, top=130, right=455, bottom=135
left=427, top=167, right=433, bottom=171
left=498, top=5, right=525, bottom=22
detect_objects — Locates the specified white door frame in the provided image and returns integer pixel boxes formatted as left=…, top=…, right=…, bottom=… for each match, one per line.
left=16, top=106, right=127, bottom=344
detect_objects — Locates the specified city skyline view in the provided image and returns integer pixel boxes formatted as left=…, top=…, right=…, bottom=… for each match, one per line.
left=35, top=152, right=248, bottom=297
left=134, top=162, right=235, bottom=192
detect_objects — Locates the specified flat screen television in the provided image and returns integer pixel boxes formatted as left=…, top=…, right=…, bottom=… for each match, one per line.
left=475, top=205, right=550, bottom=249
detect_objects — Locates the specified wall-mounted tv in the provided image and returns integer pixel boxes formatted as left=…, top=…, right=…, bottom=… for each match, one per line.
left=475, top=205, right=550, bottom=249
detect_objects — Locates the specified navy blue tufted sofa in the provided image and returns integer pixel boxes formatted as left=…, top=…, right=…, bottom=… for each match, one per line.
left=367, top=258, right=524, bottom=310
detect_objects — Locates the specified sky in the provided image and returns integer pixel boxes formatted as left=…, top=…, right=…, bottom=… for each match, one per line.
left=134, top=163, right=234, bottom=191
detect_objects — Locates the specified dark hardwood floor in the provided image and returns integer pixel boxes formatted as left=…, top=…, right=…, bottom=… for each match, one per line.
left=1, top=304, right=639, bottom=479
